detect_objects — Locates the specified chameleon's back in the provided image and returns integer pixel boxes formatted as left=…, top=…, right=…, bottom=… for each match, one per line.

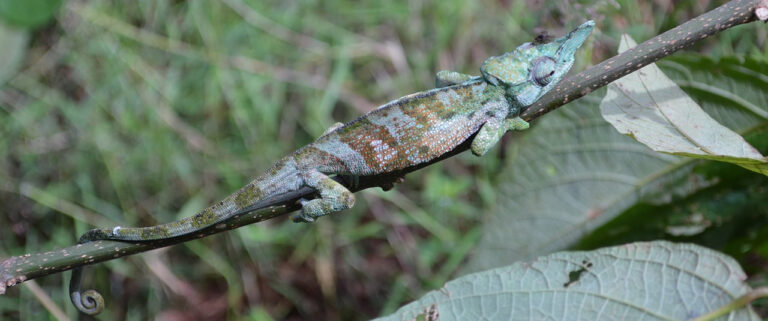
left=296, top=20, right=596, bottom=177
left=295, top=80, right=507, bottom=176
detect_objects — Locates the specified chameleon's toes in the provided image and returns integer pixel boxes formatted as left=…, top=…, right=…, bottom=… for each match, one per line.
left=291, top=198, right=316, bottom=223
left=293, top=198, right=328, bottom=223
left=290, top=212, right=314, bottom=223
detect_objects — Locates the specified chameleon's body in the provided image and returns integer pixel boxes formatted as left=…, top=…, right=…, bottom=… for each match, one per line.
left=71, top=21, right=594, bottom=314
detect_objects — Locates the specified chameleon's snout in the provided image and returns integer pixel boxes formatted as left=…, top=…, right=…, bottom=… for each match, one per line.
left=575, top=20, right=595, bottom=33
left=569, top=20, right=595, bottom=44
left=554, top=20, right=595, bottom=59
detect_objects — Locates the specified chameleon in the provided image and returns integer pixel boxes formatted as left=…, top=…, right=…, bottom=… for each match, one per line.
left=69, top=21, right=594, bottom=314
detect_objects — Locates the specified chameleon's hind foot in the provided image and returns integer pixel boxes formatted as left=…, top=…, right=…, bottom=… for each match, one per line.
left=291, top=171, right=355, bottom=223
left=291, top=198, right=317, bottom=222
left=291, top=193, right=356, bottom=223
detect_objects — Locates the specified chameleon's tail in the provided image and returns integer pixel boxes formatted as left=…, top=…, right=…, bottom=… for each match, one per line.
left=77, top=188, right=258, bottom=243
left=69, top=157, right=302, bottom=314
left=85, top=157, right=302, bottom=243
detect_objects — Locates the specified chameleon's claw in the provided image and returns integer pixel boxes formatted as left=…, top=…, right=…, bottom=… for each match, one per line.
left=291, top=213, right=314, bottom=223
left=290, top=213, right=314, bottom=223
left=291, top=199, right=316, bottom=223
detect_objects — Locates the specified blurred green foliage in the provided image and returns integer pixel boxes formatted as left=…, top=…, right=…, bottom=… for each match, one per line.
left=0, top=0, right=62, bottom=28
left=0, top=0, right=766, bottom=320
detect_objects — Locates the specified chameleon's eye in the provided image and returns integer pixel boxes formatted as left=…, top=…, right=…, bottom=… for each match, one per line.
left=531, top=56, right=556, bottom=87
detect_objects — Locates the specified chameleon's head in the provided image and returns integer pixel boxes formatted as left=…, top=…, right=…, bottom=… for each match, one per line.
left=480, top=20, right=594, bottom=107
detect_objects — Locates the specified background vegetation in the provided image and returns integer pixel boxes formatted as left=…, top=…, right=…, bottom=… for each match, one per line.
left=0, top=0, right=766, bottom=320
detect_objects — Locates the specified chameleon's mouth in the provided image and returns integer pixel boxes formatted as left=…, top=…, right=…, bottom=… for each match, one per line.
left=554, top=20, right=595, bottom=60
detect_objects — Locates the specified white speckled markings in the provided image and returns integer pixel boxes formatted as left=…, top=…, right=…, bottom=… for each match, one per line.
left=312, top=134, right=372, bottom=172
left=374, top=241, right=759, bottom=321
left=368, top=107, right=418, bottom=144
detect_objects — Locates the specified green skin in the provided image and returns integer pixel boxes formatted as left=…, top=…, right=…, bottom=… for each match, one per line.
left=70, top=21, right=595, bottom=315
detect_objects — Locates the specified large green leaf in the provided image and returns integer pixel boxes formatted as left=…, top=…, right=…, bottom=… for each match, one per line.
left=376, top=241, right=759, bottom=321
left=466, top=53, right=768, bottom=273
left=601, top=35, right=768, bottom=175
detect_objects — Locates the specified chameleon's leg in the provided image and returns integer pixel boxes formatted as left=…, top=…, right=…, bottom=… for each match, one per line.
left=470, top=117, right=530, bottom=156
left=291, top=170, right=355, bottom=222
left=471, top=118, right=505, bottom=156
left=435, top=70, right=474, bottom=88
left=322, top=122, right=344, bottom=136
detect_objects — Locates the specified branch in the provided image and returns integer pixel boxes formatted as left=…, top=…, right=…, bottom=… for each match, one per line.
left=1, top=0, right=765, bottom=297
left=521, top=0, right=765, bottom=120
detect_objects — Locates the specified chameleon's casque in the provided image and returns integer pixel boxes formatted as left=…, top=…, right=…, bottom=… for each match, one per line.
left=481, top=20, right=594, bottom=106
left=69, top=21, right=594, bottom=315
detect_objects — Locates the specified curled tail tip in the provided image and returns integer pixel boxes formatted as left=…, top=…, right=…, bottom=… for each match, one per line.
left=69, top=225, right=114, bottom=315
left=70, top=289, right=104, bottom=315
left=69, top=267, right=105, bottom=315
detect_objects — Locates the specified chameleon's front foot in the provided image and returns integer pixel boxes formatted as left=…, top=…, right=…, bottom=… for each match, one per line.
left=435, top=70, right=474, bottom=88
left=471, top=116, right=530, bottom=156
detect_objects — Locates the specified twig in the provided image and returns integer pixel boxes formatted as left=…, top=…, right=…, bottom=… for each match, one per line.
left=521, top=0, right=764, bottom=120
left=1, top=0, right=763, bottom=309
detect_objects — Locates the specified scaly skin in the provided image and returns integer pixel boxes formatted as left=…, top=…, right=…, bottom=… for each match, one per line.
left=70, top=21, right=594, bottom=315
